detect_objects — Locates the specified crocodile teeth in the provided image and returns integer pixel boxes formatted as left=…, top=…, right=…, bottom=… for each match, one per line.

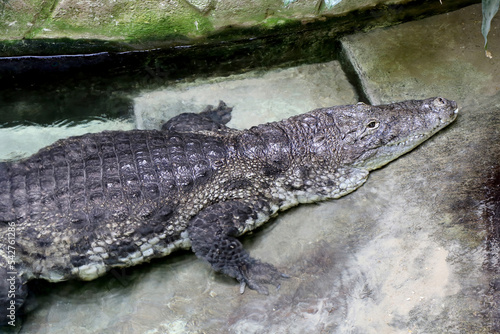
left=391, top=134, right=425, bottom=146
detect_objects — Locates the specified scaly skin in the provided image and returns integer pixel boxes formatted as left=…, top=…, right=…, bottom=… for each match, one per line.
left=0, top=98, right=458, bottom=325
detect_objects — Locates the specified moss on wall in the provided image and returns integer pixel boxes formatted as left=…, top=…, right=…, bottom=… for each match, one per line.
left=0, top=0, right=407, bottom=43
left=0, top=0, right=480, bottom=57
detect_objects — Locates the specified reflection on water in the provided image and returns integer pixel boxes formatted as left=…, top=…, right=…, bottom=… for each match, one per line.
left=0, top=83, right=133, bottom=127
left=0, top=75, right=135, bottom=161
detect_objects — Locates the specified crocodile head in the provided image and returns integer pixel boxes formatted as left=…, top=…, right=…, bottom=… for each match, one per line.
left=330, top=97, right=458, bottom=171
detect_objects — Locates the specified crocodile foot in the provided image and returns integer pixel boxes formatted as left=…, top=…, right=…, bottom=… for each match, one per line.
left=237, top=259, right=289, bottom=295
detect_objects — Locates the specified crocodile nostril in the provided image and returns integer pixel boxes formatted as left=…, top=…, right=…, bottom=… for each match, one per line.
left=433, top=97, right=447, bottom=108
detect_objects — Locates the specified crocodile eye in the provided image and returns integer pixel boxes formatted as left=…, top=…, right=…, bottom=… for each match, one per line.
left=366, top=120, right=379, bottom=129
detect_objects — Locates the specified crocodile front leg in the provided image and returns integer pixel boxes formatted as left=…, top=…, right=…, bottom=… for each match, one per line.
left=187, top=200, right=287, bottom=294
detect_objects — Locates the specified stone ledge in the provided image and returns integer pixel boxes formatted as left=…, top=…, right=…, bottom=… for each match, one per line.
left=1, top=0, right=480, bottom=55
left=340, top=3, right=500, bottom=105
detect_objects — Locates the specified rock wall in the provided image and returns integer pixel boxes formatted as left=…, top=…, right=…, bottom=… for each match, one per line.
left=0, top=0, right=479, bottom=57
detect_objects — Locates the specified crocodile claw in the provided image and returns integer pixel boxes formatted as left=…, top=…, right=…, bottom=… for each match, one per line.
left=238, top=259, right=288, bottom=295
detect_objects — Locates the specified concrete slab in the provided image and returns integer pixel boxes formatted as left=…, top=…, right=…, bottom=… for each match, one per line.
left=341, top=4, right=500, bottom=105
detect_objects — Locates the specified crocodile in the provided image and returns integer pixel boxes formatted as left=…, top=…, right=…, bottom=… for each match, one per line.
left=0, top=97, right=458, bottom=325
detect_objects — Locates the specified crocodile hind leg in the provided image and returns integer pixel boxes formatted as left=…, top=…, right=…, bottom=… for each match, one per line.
left=187, top=200, right=287, bottom=294
left=0, top=249, right=28, bottom=325
left=161, top=101, right=233, bottom=132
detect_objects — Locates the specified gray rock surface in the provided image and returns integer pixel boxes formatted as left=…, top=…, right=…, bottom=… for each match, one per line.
left=2, top=4, right=499, bottom=333
left=341, top=4, right=500, bottom=105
